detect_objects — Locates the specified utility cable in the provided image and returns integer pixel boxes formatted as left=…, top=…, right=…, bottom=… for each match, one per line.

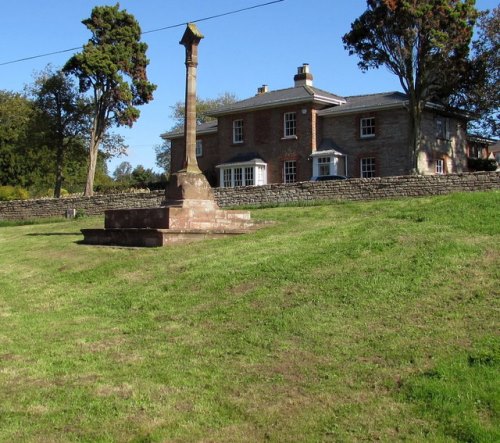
left=0, top=0, right=284, bottom=66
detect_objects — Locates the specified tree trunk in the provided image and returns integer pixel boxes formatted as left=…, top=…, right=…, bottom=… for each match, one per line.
left=53, top=147, right=64, bottom=198
left=84, top=129, right=100, bottom=197
left=53, top=136, right=65, bottom=198
left=407, top=103, right=423, bottom=175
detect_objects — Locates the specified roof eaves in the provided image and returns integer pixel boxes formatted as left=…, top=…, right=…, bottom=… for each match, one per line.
left=318, top=101, right=407, bottom=117
left=215, top=158, right=267, bottom=168
left=161, top=125, right=218, bottom=140
left=466, top=134, right=497, bottom=144
left=423, top=102, right=471, bottom=119
left=210, top=87, right=345, bottom=116
left=209, top=97, right=315, bottom=116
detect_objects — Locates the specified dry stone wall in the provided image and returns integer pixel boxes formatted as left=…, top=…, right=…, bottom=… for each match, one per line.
left=0, top=191, right=165, bottom=221
left=0, top=172, right=498, bottom=221
left=214, top=172, right=500, bottom=207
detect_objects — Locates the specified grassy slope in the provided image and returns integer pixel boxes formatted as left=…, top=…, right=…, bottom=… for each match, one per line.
left=0, top=192, right=498, bottom=442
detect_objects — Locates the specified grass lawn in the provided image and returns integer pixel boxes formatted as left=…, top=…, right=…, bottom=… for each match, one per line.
left=0, top=192, right=498, bottom=442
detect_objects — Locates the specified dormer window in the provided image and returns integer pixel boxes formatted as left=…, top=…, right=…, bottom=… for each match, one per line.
left=360, top=117, right=375, bottom=138
left=284, top=112, right=297, bottom=138
left=233, top=119, right=244, bottom=144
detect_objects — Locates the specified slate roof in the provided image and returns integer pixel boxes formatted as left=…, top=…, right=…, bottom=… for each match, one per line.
left=316, top=138, right=347, bottom=155
left=317, top=91, right=408, bottom=116
left=162, top=120, right=217, bottom=139
left=209, top=85, right=346, bottom=116
left=162, top=91, right=413, bottom=140
left=220, top=152, right=267, bottom=164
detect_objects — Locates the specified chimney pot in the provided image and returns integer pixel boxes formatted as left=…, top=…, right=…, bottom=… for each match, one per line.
left=294, top=63, right=313, bottom=87
left=257, top=84, right=269, bottom=95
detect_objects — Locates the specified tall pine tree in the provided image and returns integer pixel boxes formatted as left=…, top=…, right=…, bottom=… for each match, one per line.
left=64, top=4, right=156, bottom=196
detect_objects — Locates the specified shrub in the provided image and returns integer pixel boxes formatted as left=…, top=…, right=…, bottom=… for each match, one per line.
left=0, top=186, right=30, bottom=201
left=31, top=188, right=71, bottom=199
left=75, top=209, right=87, bottom=219
left=94, top=178, right=168, bottom=194
left=94, top=182, right=139, bottom=194
left=467, top=157, right=498, bottom=171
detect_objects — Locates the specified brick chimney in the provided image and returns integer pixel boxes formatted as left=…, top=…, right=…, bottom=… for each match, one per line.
left=293, top=63, right=313, bottom=88
left=294, top=63, right=313, bottom=87
left=257, top=84, right=269, bottom=95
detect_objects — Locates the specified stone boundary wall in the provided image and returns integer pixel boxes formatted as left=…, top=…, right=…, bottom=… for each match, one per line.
left=0, top=172, right=498, bottom=221
left=213, top=172, right=500, bottom=207
left=0, top=191, right=165, bottom=221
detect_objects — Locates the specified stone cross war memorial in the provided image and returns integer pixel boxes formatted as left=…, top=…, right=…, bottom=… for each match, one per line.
left=81, top=24, right=258, bottom=247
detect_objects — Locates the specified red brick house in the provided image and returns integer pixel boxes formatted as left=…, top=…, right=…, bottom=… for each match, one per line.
left=164, top=64, right=469, bottom=187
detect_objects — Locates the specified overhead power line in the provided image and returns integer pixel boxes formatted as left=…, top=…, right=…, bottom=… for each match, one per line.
left=142, top=0, right=284, bottom=34
left=0, top=47, right=82, bottom=66
left=0, top=0, right=284, bottom=67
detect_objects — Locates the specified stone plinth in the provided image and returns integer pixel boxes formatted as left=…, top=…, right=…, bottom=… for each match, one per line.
left=81, top=179, right=258, bottom=247
left=103, top=206, right=254, bottom=231
left=81, top=227, right=250, bottom=247
left=165, top=171, right=217, bottom=207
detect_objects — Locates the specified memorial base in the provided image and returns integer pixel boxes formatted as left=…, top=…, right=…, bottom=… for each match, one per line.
left=81, top=172, right=258, bottom=247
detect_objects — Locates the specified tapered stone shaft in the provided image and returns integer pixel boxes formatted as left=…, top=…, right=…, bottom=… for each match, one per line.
left=179, top=23, right=204, bottom=173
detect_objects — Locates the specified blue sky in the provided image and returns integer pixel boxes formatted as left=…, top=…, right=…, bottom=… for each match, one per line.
left=1, top=0, right=496, bottom=175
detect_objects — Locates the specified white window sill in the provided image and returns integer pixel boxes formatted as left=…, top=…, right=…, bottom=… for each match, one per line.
left=281, top=135, right=298, bottom=140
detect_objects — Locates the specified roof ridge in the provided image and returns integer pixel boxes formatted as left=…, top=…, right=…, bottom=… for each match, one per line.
left=225, top=84, right=344, bottom=102
left=345, top=91, right=406, bottom=99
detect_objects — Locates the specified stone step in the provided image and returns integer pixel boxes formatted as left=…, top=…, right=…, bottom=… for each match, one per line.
left=105, top=206, right=254, bottom=231
left=81, top=228, right=250, bottom=247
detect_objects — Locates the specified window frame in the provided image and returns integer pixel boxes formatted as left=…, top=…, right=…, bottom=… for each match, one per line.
left=436, top=117, right=450, bottom=140
left=195, top=139, right=203, bottom=157
left=234, top=167, right=243, bottom=187
left=317, top=156, right=331, bottom=177
left=360, top=117, right=376, bottom=139
left=435, top=159, right=444, bottom=174
left=217, top=159, right=267, bottom=188
left=283, top=112, right=297, bottom=138
left=360, top=157, right=376, bottom=178
left=283, top=160, right=297, bottom=183
left=232, top=119, right=244, bottom=144
left=244, top=167, right=254, bottom=186
left=223, top=169, right=232, bottom=188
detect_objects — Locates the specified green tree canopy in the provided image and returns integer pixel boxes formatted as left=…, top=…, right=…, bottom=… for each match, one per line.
left=463, top=7, right=499, bottom=137
left=131, top=165, right=158, bottom=186
left=113, top=161, right=133, bottom=182
left=0, top=91, right=36, bottom=187
left=343, top=0, right=478, bottom=173
left=64, top=3, right=156, bottom=196
left=154, top=139, right=171, bottom=175
left=169, top=92, right=238, bottom=132
left=28, top=66, right=91, bottom=197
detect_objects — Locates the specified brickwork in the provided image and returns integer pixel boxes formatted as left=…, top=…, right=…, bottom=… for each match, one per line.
left=1, top=172, right=498, bottom=221
left=171, top=132, right=220, bottom=186
left=213, top=103, right=321, bottom=184
left=166, top=68, right=471, bottom=186
left=173, top=106, right=469, bottom=185
left=321, top=108, right=411, bottom=177
left=419, top=112, right=468, bottom=174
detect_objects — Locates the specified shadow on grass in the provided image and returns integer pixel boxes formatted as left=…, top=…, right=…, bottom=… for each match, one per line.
left=26, top=232, right=83, bottom=236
